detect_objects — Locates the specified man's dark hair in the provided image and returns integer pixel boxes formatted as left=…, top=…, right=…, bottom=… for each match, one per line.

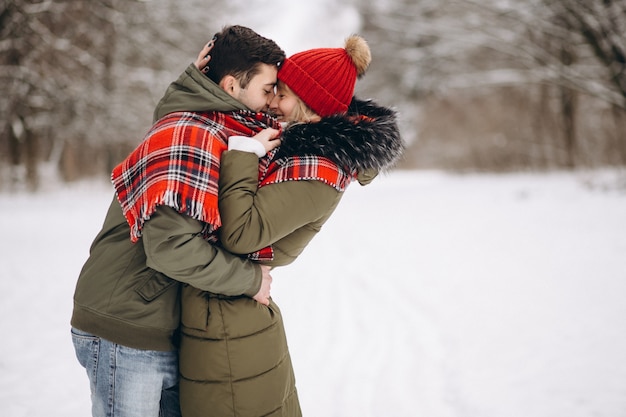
left=206, top=25, right=285, bottom=88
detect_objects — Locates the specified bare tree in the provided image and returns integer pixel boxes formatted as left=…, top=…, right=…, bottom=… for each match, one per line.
left=361, top=0, right=626, bottom=107
left=0, top=0, right=121, bottom=189
left=357, top=0, right=626, bottom=170
left=0, top=0, right=233, bottom=190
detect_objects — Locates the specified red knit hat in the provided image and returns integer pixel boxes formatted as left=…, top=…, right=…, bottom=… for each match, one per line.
left=278, top=35, right=372, bottom=117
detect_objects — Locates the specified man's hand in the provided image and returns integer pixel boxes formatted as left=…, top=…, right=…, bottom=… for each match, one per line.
left=252, top=128, right=281, bottom=154
left=252, top=265, right=273, bottom=306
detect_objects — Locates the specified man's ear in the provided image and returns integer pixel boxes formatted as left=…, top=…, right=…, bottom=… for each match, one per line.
left=219, top=75, right=238, bottom=97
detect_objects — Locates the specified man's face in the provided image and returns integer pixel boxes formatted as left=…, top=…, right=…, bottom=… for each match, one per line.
left=231, top=63, right=278, bottom=112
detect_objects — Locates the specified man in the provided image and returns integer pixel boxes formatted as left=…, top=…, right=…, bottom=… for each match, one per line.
left=70, top=25, right=285, bottom=417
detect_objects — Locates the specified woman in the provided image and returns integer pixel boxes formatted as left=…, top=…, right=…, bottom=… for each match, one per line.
left=173, top=36, right=404, bottom=417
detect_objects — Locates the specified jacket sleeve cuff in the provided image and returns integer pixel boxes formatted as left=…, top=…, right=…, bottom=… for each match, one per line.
left=228, top=136, right=266, bottom=157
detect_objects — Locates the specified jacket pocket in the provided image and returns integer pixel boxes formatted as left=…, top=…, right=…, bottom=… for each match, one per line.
left=135, top=270, right=177, bottom=302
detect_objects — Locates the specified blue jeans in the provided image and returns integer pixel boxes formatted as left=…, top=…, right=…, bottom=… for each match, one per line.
left=71, top=328, right=181, bottom=417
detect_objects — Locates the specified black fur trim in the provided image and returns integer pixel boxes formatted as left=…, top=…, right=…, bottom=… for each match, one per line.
left=275, top=98, right=404, bottom=171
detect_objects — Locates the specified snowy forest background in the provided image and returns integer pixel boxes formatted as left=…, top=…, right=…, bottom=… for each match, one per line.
left=2, top=0, right=626, bottom=190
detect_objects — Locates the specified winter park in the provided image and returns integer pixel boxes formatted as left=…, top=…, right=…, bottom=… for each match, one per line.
left=2, top=1, right=626, bottom=417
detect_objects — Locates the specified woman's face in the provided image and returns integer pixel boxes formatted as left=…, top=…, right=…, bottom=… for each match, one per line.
left=269, top=81, right=299, bottom=122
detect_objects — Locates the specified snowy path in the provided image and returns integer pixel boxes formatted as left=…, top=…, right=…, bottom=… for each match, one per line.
left=1, top=170, right=625, bottom=417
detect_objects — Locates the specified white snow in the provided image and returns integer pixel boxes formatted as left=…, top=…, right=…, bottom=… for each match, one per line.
left=1, top=170, right=626, bottom=417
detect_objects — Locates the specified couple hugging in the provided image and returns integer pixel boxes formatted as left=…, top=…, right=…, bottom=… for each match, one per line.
left=71, top=24, right=403, bottom=417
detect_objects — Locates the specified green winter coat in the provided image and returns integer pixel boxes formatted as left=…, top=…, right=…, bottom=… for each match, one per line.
left=154, top=64, right=304, bottom=417
left=179, top=291, right=300, bottom=417
left=71, top=196, right=263, bottom=351
left=156, top=64, right=403, bottom=417
left=70, top=64, right=264, bottom=352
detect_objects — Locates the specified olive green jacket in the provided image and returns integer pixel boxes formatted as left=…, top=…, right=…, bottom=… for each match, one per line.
left=179, top=81, right=403, bottom=417
left=70, top=64, right=264, bottom=352
left=153, top=63, right=403, bottom=416
left=219, top=150, right=344, bottom=266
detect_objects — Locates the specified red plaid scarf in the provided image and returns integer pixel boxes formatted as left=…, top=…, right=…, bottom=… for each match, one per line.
left=259, top=155, right=356, bottom=190
left=112, top=110, right=276, bottom=257
left=112, top=110, right=356, bottom=262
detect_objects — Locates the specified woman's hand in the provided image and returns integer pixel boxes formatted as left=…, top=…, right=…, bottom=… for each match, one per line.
left=252, top=128, right=282, bottom=154
left=194, top=38, right=215, bottom=73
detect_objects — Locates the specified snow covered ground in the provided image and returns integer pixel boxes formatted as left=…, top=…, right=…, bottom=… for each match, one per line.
left=1, top=170, right=625, bottom=417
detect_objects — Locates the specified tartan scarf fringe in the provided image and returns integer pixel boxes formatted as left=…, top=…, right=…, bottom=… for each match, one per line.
left=121, top=189, right=221, bottom=243
left=161, top=190, right=218, bottom=228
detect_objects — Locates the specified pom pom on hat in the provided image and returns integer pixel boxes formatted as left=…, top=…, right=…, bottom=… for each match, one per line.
left=278, top=35, right=371, bottom=117
left=345, top=35, right=371, bottom=78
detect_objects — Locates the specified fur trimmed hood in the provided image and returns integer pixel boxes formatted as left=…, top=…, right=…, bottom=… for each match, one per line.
left=276, top=98, right=404, bottom=172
